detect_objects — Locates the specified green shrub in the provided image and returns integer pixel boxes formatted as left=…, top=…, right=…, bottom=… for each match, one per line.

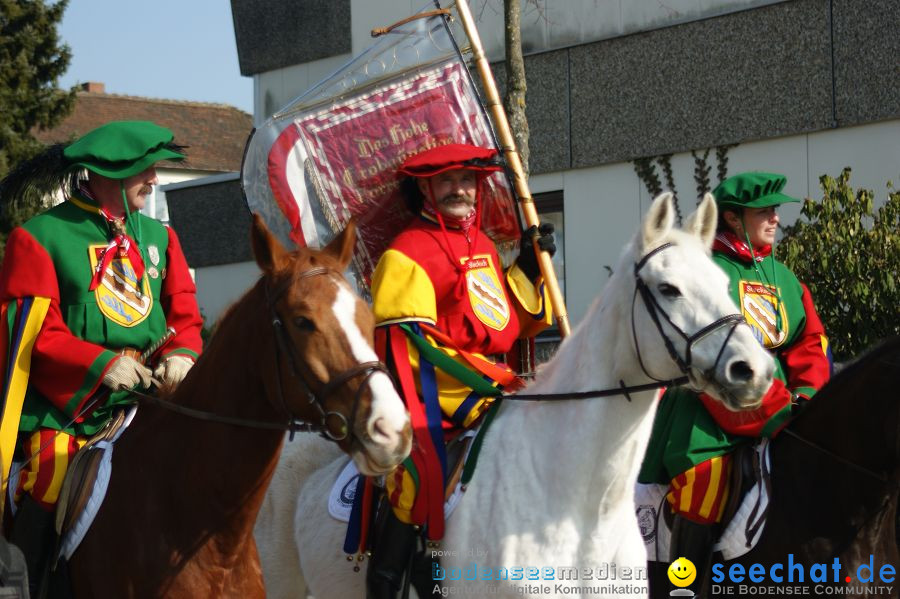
left=777, top=168, right=899, bottom=361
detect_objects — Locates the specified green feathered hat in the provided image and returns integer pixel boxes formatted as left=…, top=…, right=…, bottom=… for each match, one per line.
left=63, top=121, right=185, bottom=179
left=0, top=120, right=186, bottom=207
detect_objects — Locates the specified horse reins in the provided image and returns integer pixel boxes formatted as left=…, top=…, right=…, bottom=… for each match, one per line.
left=782, top=428, right=892, bottom=484
left=131, top=267, right=390, bottom=441
left=507, top=243, right=742, bottom=402
left=502, top=378, right=688, bottom=402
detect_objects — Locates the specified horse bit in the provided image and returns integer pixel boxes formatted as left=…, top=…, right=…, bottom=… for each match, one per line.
left=266, top=266, right=390, bottom=442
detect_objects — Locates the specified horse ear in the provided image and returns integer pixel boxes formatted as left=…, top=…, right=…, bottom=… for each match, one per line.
left=250, top=213, right=290, bottom=274
left=641, top=192, right=676, bottom=250
left=684, top=193, right=718, bottom=249
left=323, top=217, right=357, bottom=270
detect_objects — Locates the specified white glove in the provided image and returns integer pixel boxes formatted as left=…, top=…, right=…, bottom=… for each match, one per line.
left=103, top=356, right=153, bottom=391
left=153, top=355, right=194, bottom=387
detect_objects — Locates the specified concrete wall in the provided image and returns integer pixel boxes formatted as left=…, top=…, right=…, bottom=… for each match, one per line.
left=147, top=168, right=221, bottom=223
left=163, top=173, right=256, bottom=325
left=249, top=0, right=900, bottom=173
left=540, top=119, right=899, bottom=325
left=496, top=0, right=899, bottom=173
left=248, top=0, right=790, bottom=125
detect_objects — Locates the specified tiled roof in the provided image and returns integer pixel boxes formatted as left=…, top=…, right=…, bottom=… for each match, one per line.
left=33, top=91, right=253, bottom=172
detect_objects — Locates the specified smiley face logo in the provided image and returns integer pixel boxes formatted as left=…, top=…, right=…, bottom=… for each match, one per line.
left=667, top=557, right=697, bottom=587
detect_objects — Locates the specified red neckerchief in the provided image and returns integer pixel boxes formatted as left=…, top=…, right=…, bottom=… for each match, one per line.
left=712, top=231, right=772, bottom=263
left=78, top=185, right=146, bottom=291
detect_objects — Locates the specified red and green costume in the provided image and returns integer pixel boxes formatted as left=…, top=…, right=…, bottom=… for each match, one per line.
left=0, top=187, right=202, bottom=508
left=638, top=231, right=831, bottom=523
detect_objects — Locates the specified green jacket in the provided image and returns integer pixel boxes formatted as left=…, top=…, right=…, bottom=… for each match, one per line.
left=638, top=235, right=831, bottom=484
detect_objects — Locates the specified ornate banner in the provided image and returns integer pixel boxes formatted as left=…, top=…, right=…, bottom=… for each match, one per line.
left=242, top=10, right=519, bottom=291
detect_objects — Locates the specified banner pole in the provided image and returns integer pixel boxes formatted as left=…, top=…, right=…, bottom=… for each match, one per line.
left=452, top=0, right=571, bottom=337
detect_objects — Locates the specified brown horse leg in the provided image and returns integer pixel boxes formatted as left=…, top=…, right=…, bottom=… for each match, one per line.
left=227, top=540, right=266, bottom=599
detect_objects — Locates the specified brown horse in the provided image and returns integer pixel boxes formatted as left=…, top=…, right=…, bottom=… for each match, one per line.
left=67, top=215, right=412, bottom=598
left=649, top=336, right=900, bottom=598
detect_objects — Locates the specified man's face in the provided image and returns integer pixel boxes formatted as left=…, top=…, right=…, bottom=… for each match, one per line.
left=89, top=167, right=158, bottom=215
left=121, top=167, right=158, bottom=212
left=418, top=169, right=477, bottom=220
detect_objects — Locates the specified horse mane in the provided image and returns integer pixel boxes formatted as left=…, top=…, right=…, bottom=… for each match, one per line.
left=531, top=227, right=703, bottom=393
left=833, top=334, right=900, bottom=378
left=158, top=244, right=341, bottom=403
left=156, top=278, right=270, bottom=402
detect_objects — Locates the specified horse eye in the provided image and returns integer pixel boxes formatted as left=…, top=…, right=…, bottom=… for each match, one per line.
left=293, top=316, right=316, bottom=332
left=658, top=283, right=681, bottom=298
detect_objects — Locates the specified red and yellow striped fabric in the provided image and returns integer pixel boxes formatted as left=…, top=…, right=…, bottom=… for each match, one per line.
left=666, top=454, right=733, bottom=524
left=15, top=429, right=88, bottom=511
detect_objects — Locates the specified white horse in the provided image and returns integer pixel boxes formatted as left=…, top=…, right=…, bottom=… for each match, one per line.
left=255, top=193, right=775, bottom=599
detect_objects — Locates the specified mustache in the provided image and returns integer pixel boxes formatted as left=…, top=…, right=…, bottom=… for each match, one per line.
left=438, top=194, right=472, bottom=204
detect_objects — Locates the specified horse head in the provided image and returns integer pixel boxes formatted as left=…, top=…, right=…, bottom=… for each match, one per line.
left=250, top=214, right=412, bottom=475
left=623, top=192, right=774, bottom=410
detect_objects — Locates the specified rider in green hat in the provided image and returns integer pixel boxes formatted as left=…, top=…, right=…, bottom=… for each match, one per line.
left=639, top=172, right=832, bottom=596
left=0, top=120, right=203, bottom=595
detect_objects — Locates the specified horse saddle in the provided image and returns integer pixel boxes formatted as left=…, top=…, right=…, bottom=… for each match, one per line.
left=54, top=406, right=137, bottom=561
left=635, top=438, right=772, bottom=562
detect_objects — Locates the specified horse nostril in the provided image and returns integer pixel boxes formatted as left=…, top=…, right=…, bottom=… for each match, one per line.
left=728, top=360, right=754, bottom=383
left=368, top=417, right=394, bottom=443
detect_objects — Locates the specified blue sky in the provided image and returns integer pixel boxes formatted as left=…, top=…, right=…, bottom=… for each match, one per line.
left=58, top=1, right=253, bottom=114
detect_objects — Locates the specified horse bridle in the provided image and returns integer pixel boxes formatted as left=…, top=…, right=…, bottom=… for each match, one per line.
left=631, top=242, right=747, bottom=399
left=507, top=242, right=748, bottom=403
left=266, top=266, right=390, bottom=442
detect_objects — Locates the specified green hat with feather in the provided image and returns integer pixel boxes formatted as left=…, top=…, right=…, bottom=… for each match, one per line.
left=63, top=121, right=185, bottom=179
left=0, top=120, right=185, bottom=205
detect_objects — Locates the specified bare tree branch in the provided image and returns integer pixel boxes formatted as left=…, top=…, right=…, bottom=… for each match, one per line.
left=503, top=0, right=530, bottom=176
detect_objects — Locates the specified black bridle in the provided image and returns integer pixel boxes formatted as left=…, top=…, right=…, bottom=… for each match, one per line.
left=265, top=266, right=390, bottom=441
left=632, top=242, right=747, bottom=401
left=508, top=242, right=749, bottom=402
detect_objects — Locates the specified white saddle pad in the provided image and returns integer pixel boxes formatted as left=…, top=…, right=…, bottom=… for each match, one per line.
left=58, top=405, right=138, bottom=560
left=327, top=459, right=363, bottom=522
left=636, top=439, right=771, bottom=562
left=328, top=430, right=477, bottom=523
